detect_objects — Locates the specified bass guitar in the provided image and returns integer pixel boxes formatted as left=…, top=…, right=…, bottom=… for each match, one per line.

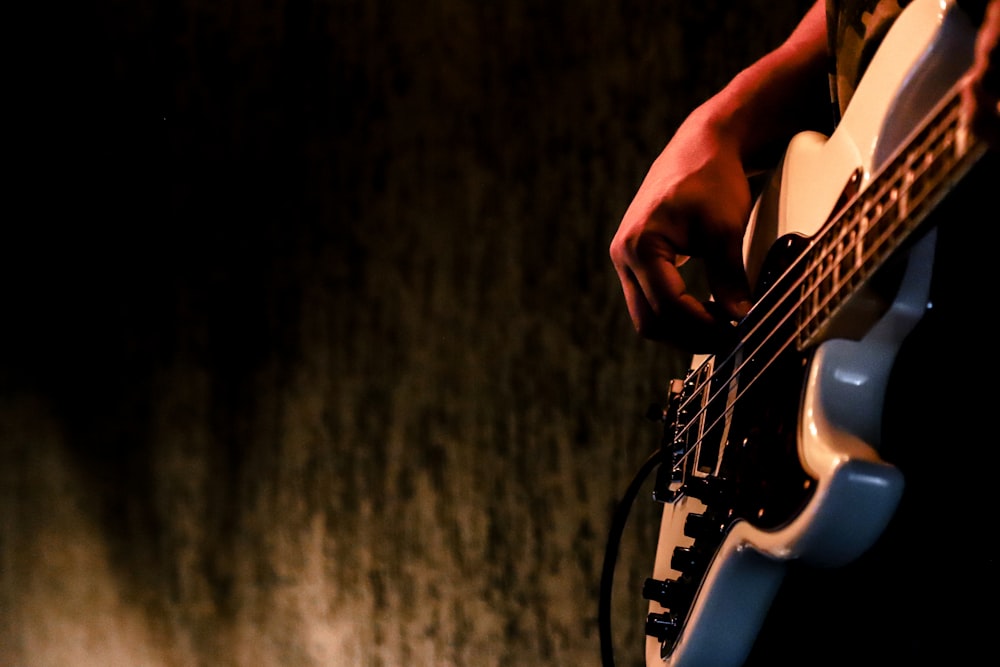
left=640, top=1, right=989, bottom=665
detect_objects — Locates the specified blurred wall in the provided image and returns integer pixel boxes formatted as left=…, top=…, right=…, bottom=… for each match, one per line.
left=2, top=2, right=813, bottom=666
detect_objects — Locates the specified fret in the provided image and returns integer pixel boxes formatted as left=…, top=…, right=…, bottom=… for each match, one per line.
left=818, top=251, right=836, bottom=323
left=840, top=212, right=861, bottom=292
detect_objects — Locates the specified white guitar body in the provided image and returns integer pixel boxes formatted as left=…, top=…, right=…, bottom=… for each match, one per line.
left=645, top=2, right=980, bottom=666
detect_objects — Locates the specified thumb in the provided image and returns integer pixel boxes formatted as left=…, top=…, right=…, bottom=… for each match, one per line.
left=704, top=241, right=753, bottom=323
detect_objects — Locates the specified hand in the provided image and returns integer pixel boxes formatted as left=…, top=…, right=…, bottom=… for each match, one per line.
left=609, top=114, right=753, bottom=353
left=962, top=0, right=1000, bottom=146
left=610, top=1, right=828, bottom=353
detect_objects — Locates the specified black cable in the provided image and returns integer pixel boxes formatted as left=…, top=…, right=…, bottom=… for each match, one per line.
left=599, top=446, right=663, bottom=667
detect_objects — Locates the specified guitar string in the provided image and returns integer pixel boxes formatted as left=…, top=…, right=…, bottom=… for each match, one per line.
left=673, top=93, right=983, bottom=472
left=670, top=108, right=949, bottom=455
left=667, top=90, right=981, bottom=475
left=673, top=96, right=968, bottom=465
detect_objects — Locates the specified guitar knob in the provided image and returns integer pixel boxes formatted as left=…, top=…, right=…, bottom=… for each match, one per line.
left=684, top=512, right=725, bottom=539
left=642, top=577, right=680, bottom=608
left=670, top=546, right=707, bottom=573
left=645, top=612, right=679, bottom=642
left=683, top=475, right=723, bottom=503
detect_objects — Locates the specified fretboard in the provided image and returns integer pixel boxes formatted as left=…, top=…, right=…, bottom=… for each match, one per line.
left=796, top=86, right=987, bottom=347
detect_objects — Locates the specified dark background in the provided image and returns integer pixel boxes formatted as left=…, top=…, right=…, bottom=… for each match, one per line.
left=2, top=2, right=813, bottom=665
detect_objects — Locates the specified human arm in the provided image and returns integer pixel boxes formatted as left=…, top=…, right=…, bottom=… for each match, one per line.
left=610, top=0, right=1000, bottom=353
left=609, top=1, right=830, bottom=352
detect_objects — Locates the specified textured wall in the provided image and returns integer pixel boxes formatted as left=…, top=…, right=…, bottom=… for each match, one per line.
left=2, top=2, right=813, bottom=666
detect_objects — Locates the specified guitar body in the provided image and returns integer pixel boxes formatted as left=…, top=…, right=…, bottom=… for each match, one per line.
left=643, top=2, right=980, bottom=666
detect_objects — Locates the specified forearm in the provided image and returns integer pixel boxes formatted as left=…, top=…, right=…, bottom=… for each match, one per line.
left=688, top=0, right=830, bottom=174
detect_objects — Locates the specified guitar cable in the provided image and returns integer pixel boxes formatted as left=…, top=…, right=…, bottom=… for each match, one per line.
left=599, top=445, right=663, bottom=667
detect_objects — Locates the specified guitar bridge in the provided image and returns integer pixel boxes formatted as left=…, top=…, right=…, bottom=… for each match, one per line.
left=652, top=360, right=719, bottom=504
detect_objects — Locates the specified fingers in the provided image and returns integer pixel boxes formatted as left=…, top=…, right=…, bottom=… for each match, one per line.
left=611, top=230, right=749, bottom=352
left=703, top=238, right=753, bottom=323
left=963, top=0, right=1000, bottom=146
left=962, top=71, right=1000, bottom=147
left=617, top=268, right=727, bottom=352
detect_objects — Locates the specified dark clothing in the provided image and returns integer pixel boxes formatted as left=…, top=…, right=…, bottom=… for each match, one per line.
left=742, top=2, right=997, bottom=665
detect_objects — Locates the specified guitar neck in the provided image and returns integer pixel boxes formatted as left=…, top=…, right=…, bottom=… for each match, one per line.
left=796, top=85, right=986, bottom=347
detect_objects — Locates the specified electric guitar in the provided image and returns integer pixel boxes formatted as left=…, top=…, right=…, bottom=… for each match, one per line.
left=641, top=1, right=989, bottom=665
